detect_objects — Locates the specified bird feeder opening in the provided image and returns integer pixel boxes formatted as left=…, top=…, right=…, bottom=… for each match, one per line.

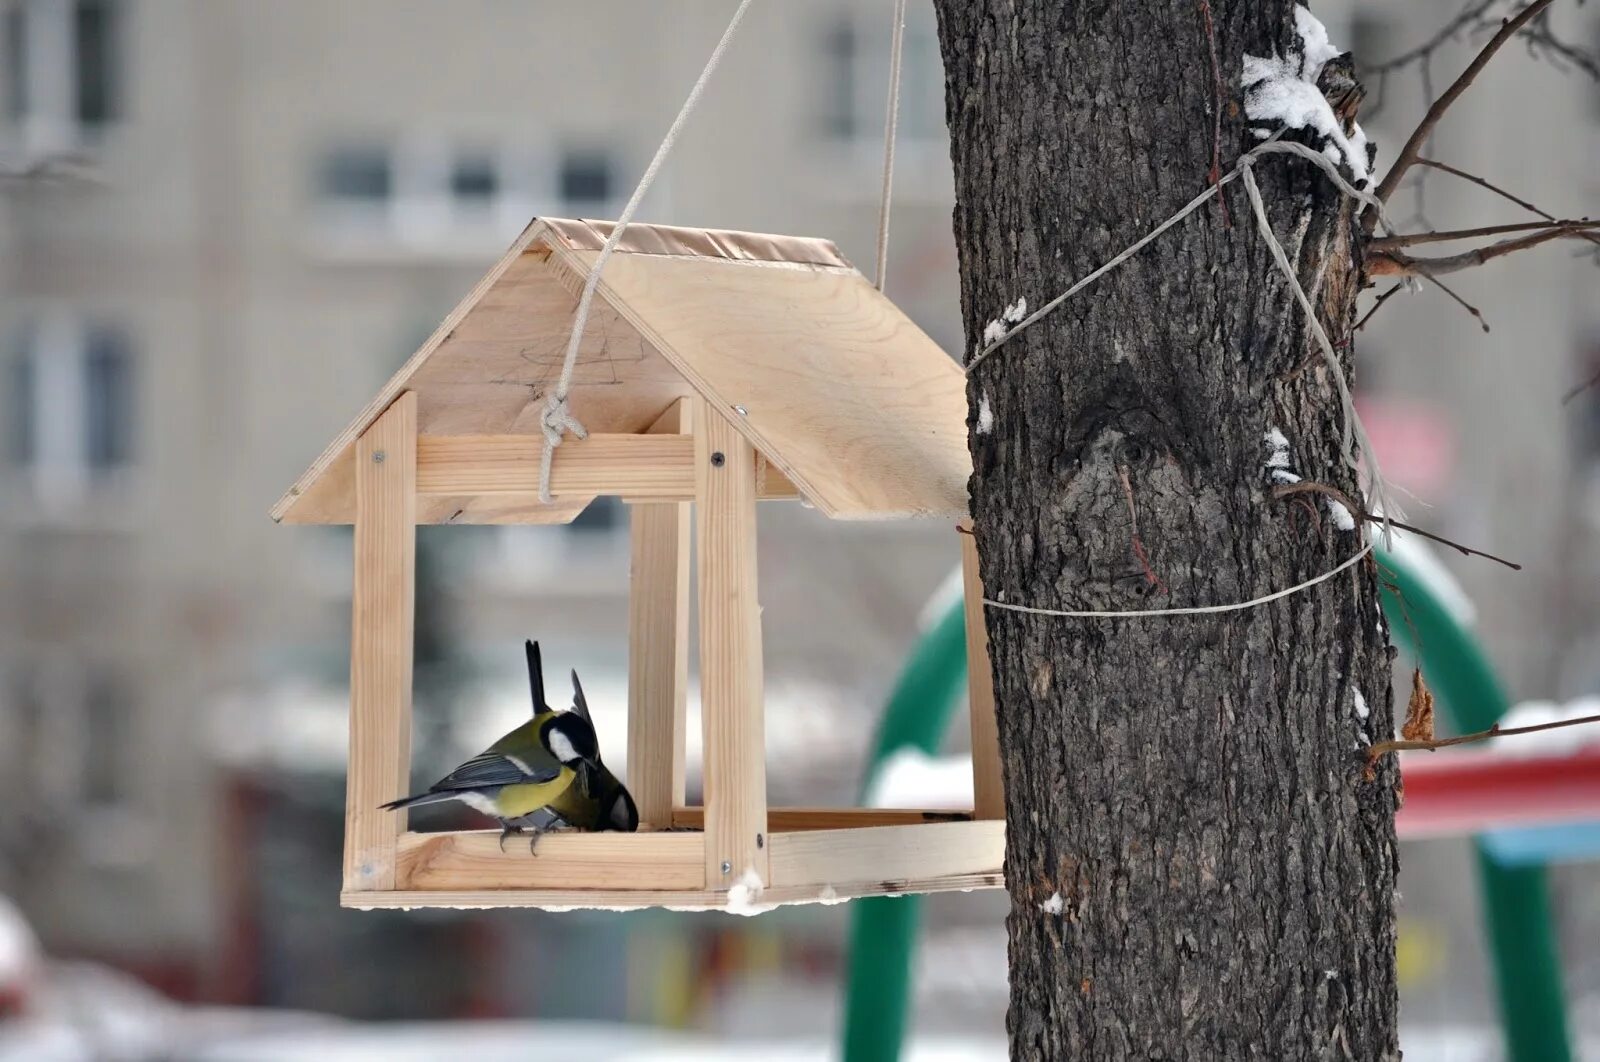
left=272, top=219, right=1003, bottom=911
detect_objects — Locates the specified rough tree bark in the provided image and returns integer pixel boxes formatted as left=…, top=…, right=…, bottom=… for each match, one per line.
left=932, top=2, right=1401, bottom=1058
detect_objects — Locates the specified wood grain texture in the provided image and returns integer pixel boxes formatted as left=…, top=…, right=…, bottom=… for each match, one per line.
left=767, top=820, right=1004, bottom=889
left=417, top=434, right=694, bottom=497
left=272, top=226, right=690, bottom=524
left=961, top=522, right=1005, bottom=820
left=552, top=244, right=970, bottom=519
left=671, top=808, right=973, bottom=830
left=274, top=216, right=971, bottom=524
left=344, top=392, right=417, bottom=892
left=695, top=398, right=768, bottom=888
left=341, top=870, right=1003, bottom=912
left=628, top=401, right=693, bottom=828
left=935, top=2, right=1399, bottom=1057
left=395, top=830, right=704, bottom=891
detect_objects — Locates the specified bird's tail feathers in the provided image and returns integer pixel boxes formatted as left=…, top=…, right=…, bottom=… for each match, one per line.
left=526, top=639, right=550, bottom=716
left=380, top=790, right=457, bottom=812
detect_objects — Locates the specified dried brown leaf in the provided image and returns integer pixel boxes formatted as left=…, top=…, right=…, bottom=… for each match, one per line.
left=1401, top=668, right=1436, bottom=743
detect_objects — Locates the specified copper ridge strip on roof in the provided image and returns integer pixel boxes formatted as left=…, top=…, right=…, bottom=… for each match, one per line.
left=537, top=217, right=853, bottom=270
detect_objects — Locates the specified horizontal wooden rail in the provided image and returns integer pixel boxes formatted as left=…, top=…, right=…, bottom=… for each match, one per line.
left=671, top=807, right=972, bottom=830
left=395, top=829, right=705, bottom=890
left=415, top=433, right=802, bottom=502
left=767, top=820, right=1004, bottom=889
left=418, top=434, right=694, bottom=498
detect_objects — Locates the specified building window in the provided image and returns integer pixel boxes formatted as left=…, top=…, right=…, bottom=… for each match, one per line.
left=73, top=0, right=117, bottom=128
left=450, top=151, right=498, bottom=205
left=818, top=8, right=943, bottom=147
left=312, top=135, right=624, bottom=256
left=1, top=0, right=121, bottom=158
left=558, top=148, right=614, bottom=213
left=83, top=325, right=132, bottom=469
left=6, top=314, right=136, bottom=506
left=319, top=144, right=392, bottom=203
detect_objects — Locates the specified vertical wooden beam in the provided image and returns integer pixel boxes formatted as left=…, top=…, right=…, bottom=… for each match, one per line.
left=962, top=521, right=1005, bottom=820
left=344, top=392, right=417, bottom=892
left=627, top=400, right=693, bottom=830
left=694, top=398, right=769, bottom=888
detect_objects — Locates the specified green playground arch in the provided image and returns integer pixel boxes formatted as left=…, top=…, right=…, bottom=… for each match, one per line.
left=842, top=545, right=1572, bottom=1062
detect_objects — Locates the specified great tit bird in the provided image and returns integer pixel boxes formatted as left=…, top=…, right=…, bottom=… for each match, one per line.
left=526, top=668, right=639, bottom=834
left=380, top=640, right=600, bottom=851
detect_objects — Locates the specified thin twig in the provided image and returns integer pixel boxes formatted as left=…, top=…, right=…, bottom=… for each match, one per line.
left=1272, top=481, right=1522, bottom=570
left=1425, top=275, right=1492, bottom=332
left=1370, top=218, right=1599, bottom=251
left=1417, top=156, right=1600, bottom=255
left=1369, top=223, right=1587, bottom=277
left=1354, top=283, right=1405, bottom=332
left=1562, top=365, right=1600, bottom=406
left=1372, top=0, right=1555, bottom=214
left=1119, top=467, right=1167, bottom=593
left=1197, top=0, right=1230, bottom=228
left=1367, top=711, right=1600, bottom=759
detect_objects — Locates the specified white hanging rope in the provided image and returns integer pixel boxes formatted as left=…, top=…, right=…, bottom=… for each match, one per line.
left=972, top=138, right=1400, bottom=618
left=984, top=543, right=1373, bottom=619
left=539, top=0, right=757, bottom=503
left=874, top=0, right=909, bottom=291
left=966, top=138, right=1397, bottom=376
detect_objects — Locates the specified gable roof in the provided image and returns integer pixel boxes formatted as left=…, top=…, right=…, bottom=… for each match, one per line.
left=271, top=218, right=971, bottom=524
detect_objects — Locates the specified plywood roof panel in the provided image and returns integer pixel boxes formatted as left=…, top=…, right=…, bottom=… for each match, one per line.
left=272, top=218, right=970, bottom=524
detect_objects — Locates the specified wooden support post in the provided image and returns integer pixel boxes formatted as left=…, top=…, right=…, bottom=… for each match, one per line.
left=694, top=397, right=769, bottom=888
left=344, top=392, right=417, bottom=893
left=627, top=400, right=693, bottom=831
left=962, top=521, right=1005, bottom=820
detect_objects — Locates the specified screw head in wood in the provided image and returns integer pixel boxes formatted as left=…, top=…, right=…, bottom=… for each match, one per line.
left=710, top=451, right=726, bottom=468
left=734, top=405, right=748, bottom=416
left=721, top=860, right=732, bottom=875
left=372, top=451, right=386, bottom=463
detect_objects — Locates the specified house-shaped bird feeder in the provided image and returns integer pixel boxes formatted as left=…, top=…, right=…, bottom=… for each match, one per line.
left=271, top=218, right=1005, bottom=911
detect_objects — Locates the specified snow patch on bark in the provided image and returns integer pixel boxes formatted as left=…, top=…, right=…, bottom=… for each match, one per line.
left=1264, top=427, right=1301, bottom=484
left=981, top=297, right=1028, bottom=346
left=1039, top=891, right=1065, bottom=915
left=1354, top=689, right=1369, bottom=720
left=1242, top=5, right=1370, bottom=187
left=976, top=392, right=995, bottom=435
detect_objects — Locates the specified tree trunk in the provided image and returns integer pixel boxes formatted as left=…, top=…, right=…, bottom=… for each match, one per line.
left=932, top=2, right=1401, bottom=1058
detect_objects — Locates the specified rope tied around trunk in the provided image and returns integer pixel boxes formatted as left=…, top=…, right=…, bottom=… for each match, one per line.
left=972, top=138, right=1400, bottom=619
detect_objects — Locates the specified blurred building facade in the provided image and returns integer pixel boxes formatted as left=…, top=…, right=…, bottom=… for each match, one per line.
left=0, top=0, right=1597, bottom=1042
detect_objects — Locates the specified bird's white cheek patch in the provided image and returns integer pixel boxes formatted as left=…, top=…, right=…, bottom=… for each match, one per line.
left=548, top=731, right=579, bottom=764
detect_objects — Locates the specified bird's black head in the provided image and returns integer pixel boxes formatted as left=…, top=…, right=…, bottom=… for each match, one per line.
left=606, top=783, right=639, bottom=833
left=542, top=711, right=600, bottom=766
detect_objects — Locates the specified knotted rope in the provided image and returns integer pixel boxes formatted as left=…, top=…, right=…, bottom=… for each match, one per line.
left=970, top=138, right=1400, bottom=619
left=539, top=0, right=757, bottom=503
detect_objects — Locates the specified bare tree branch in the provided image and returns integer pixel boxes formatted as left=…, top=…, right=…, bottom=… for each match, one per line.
left=1272, top=482, right=1522, bottom=570
left=1354, top=283, right=1406, bottom=332
left=1367, top=711, right=1600, bottom=759
left=1369, top=223, right=1590, bottom=276
left=1371, top=0, right=1555, bottom=214
left=1425, top=274, right=1493, bottom=332
left=1370, top=218, right=1599, bottom=251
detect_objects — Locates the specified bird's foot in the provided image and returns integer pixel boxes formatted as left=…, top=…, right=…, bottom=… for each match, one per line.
left=498, top=824, right=523, bottom=853
left=528, top=828, right=545, bottom=856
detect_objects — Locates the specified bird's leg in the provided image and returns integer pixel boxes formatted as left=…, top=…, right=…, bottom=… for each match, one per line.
left=527, top=826, right=547, bottom=856
left=498, top=823, right=523, bottom=853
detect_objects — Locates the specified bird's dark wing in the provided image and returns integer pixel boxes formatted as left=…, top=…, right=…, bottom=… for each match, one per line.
left=526, top=640, right=550, bottom=716
left=570, top=669, right=592, bottom=726
left=430, top=750, right=560, bottom=792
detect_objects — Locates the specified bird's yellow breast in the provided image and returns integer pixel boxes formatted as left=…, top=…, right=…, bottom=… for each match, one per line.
left=493, top=767, right=577, bottom=818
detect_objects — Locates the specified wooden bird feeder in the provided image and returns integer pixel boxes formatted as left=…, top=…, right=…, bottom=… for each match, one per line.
left=271, top=218, right=1005, bottom=911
